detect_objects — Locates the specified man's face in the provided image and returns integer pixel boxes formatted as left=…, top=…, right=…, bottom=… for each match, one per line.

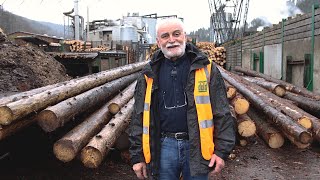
left=156, top=22, right=186, bottom=60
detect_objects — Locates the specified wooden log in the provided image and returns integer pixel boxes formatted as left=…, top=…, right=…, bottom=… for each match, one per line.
left=218, top=66, right=312, bottom=144
left=283, top=131, right=310, bottom=149
left=237, top=113, right=256, bottom=137
left=242, top=81, right=313, bottom=130
left=230, top=93, right=250, bottom=115
left=0, top=115, right=36, bottom=140
left=53, top=81, right=136, bottom=162
left=283, top=91, right=320, bottom=118
left=247, top=108, right=285, bottom=148
left=0, top=28, right=6, bottom=42
left=80, top=99, right=134, bottom=168
left=234, top=66, right=320, bottom=100
left=108, top=82, right=137, bottom=114
left=37, top=73, right=137, bottom=132
left=242, top=76, right=286, bottom=97
left=0, top=61, right=147, bottom=125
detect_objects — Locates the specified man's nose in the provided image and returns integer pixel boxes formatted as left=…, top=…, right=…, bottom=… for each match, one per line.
left=168, top=35, right=176, bottom=42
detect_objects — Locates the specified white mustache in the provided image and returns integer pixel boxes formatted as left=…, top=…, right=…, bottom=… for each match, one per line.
left=166, top=43, right=181, bottom=48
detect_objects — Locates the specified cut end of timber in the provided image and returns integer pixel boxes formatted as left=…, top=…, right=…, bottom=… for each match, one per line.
left=298, top=117, right=312, bottom=130
left=227, top=87, right=237, bottom=99
left=37, top=110, right=59, bottom=132
left=274, top=86, right=286, bottom=97
left=234, top=98, right=249, bottom=115
left=299, top=131, right=312, bottom=144
left=81, top=147, right=102, bottom=168
left=0, top=106, right=14, bottom=125
left=53, top=140, right=76, bottom=162
left=239, top=139, right=247, bottom=146
left=238, top=120, right=256, bottom=137
left=268, top=133, right=284, bottom=148
left=108, top=103, right=120, bottom=115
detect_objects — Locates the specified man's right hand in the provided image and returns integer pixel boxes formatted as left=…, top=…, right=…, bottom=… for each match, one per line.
left=133, top=162, right=148, bottom=179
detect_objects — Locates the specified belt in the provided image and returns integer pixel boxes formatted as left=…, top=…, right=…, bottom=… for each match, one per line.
left=161, top=132, right=189, bottom=140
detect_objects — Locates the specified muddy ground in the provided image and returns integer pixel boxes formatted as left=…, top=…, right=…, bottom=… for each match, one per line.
left=0, top=123, right=320, bottom=180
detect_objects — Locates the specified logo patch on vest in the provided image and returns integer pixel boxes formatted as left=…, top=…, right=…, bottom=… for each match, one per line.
left=198, top=81, right=208, bottom=92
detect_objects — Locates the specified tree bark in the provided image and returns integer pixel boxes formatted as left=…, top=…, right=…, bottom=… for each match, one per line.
left=37, top=74, right=137, bottom=132
left=108, top=82, right=137, bottom=114
left=53, top=81, right=136, bottom=162
left=283, top=91, right=320, bottom=118
left=234, top=66, right=320, bottom=100
left=80, top=99, right=134, bottom=168
left=247, top=108, right=285, bottom=148
left=283, top=131, right=310, bottom=149
left=242, top=76, right=286, bottom=97
left=218, top=66, right=312, bottom=144
left=0, top=61, right=147, bottom=125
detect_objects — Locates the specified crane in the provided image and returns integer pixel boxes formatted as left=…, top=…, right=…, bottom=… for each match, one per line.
left=208, top=0, right=250, bottom=44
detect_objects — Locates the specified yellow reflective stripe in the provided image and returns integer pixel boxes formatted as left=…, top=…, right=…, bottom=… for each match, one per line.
left=143, top=75, right=153, bottom=163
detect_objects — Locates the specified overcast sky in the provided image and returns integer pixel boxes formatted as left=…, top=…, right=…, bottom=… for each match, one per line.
left=1, top=0, right=298, bottom=33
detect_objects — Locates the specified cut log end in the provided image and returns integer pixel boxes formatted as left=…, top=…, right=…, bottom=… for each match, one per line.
left=81, top=147, right=103, bottom=168
left=53, top=140, right=76, bottom=162
left=37, top=110, right=59, bottom=132
left=227, top=87, right=237, bottom=99
left=239, top=139, right=247, bottom=146
left=268, top=133, right=285, bottom=148
left=299, top=131, right=313, bottom=144
left=0, top=106, right=14, bottom=125
left=108, top=103, right=120, bottom=115
left=238, top=120, right=256, bottom=137
left=298, top=117, right=312, bottom=130
left=234, top=98, right=249, bottom=115
left=273, top=86, right=286, bottom=97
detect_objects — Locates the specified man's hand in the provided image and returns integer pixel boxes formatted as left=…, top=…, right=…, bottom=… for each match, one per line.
left=133, top=162, right=148, bottom=179
left=208, top=154, right=225, bottom=174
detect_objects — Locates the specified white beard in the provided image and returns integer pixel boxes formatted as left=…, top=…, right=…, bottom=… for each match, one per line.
left=161, top=41, right=186, bottom=60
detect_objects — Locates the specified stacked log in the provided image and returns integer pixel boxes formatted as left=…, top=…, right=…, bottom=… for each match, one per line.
left=37, top=73, right=138, bottom=132
left=234, top=66, right=320, bottom=100
left=0, top=61, right=147, bottom=126
left=196, top=42, right=226, bottom=66
left=81, top=99, right=134, bottom=168
left=53, top=81, right=136, bottom=162
left=242, top=76, right=286, bottom=97
left=247, top=108, right=285, bottom=149
left=218, top=66, right=312, bottom=144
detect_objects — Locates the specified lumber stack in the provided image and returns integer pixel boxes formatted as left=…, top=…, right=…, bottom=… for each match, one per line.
left=63, top=40, right=93, bottom=52
left=196, top=42, right=226, bottom=66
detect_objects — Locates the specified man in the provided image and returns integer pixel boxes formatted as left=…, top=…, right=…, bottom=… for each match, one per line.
left=129, top=18, right=236, bottom=180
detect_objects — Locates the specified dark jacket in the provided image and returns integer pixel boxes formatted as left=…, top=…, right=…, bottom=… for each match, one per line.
left=129, top=43, right=236, bottom=178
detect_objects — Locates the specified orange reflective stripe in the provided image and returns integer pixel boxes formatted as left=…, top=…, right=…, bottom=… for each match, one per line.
left=143, top=75, right=152, bottom=163
left=194, top=62, right=214, bottom=160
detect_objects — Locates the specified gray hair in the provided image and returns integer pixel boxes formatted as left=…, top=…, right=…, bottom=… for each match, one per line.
left=156, top=18, right=186, bottom=37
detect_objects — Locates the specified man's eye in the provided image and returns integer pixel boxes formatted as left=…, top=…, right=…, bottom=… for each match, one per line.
left=161, top=34, right=169, bottom=39
left=174, top=32, right=181, bottom=37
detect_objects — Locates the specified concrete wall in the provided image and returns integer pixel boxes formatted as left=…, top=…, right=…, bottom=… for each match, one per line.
left=223, top=7, right=320, bottom=94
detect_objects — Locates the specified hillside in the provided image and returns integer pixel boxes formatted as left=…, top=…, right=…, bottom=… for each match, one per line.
left=0, top=8, right=65, bottom=37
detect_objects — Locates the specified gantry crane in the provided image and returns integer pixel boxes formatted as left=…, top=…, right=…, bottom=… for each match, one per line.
left=208, top=0, right=250, bottom=44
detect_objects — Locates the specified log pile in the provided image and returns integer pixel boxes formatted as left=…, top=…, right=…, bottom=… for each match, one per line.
left=63, top=40, right=98, bottom=52
left=0, top=61, right=147, bottom=138
left=218, top=64, right=320, bottom=149
left=196, top=42, right=226, bottom=66
left=0, top=27, right=6, bottom=42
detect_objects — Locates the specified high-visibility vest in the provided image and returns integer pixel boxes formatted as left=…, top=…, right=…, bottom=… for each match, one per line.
left=143, top=62, right=214, bottom=163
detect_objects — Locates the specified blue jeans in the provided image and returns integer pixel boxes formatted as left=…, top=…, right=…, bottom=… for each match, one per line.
left=159, top=137, right=208, bottom=180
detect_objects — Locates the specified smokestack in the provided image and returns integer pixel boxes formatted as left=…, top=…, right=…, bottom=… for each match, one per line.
left=74, top=0, right=80, bottom=40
